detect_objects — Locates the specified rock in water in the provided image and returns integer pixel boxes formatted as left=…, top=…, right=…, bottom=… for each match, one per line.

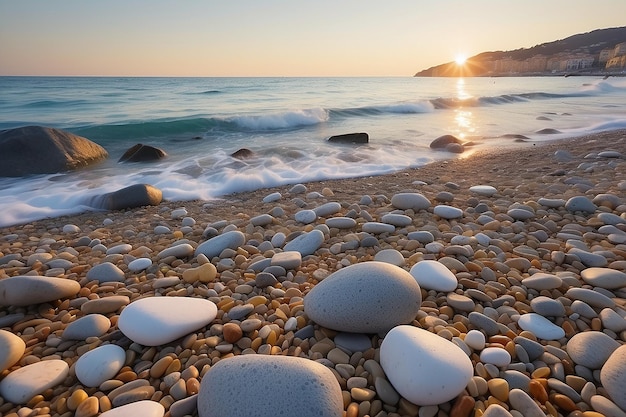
left=600, top=344, right=626, bottom=411
left=380, top=325, right=473, bottom=406
left=230, top=148, right=256, bottom=159
left=430, top=134, right=462, bottom=150
left=0, top=359, right=69, bottom=404
left=0, top=125, right=108, bottom=177
left=117, top=296, right=218, bottom=346
left=327, top=132, right=369, bottom=144
left=197, top=355, right=344, bottom=417
left=304, top=261, right=422, bottom=333
left=118, top=143, right=167, bottom=162
left=0, top=276, right=81, bottom=307
left=90, top=183, right=163, bottom=211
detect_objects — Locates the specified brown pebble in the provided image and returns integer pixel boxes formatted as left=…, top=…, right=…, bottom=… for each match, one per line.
left=450, top=395, right=476, bottom=417
left=74, top=396, right=99, bottom=417
left=67, top=389, right=88, bottom=411
left=223, top=322, right=243, bottom=343
left=150, top=356, right=174, bottom=378
left=529, top=379, right=549, bottom=404
left=551, top=393, right=579, bottom=412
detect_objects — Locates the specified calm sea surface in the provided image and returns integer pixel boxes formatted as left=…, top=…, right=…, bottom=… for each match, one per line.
left=1, top=76, right=625, bottom=227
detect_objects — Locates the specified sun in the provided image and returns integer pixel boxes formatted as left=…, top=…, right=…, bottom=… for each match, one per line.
left=455, top=55, right=467, bottom=66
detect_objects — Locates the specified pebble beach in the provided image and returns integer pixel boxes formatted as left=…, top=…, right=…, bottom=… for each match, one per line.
left=1, top=129, right=626, bottom=417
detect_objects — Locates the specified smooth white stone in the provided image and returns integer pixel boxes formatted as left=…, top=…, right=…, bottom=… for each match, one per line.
left=362, top=222, right=396, bottom=234
left=537, top=198, right=566, bottom=208
left=283, top=229, right=325, bottom=256
left=250, top=214, right=274, bottom=226
left=262, top=192, right=282, bottom=203
left=0, top=359, right=69, bottom=404
left=62, top=224, right=81, bottom=233
left=270, top=251, right=302, bottom=270
left=197, top=355, right=343, bottom=417
left=521, top=273, right=562, bottom=290
left=600, top=308, right=626, bottom=332
left=581, top=267, right=626, bottom=289
left=567, top=331, right=620, bottom=369
left=480, top=347, right=512, bottom=367
left=75, top=344, right=126, bottom=387
left=295, top=209, right=317, bottom=224
left=469, top=185, right=497, bottom=196
left=600, top=344, right=626, bottom=411
left=195, top=230, right=245, bottom=259
left=380, top=325, right=473, bottom=406
left=0, top=275, right=81, bottom=307
left=517, top=313, right=565, bottom=340
left=313, top=202, right=342, bottom=217
left=463, top=329, right=486, bottom=350
left=128, top=257, right=153, bottom=272
left=434, top=205, right=463, bottom=219
left=154, top=225, right=171, bottom=234
left=158, top=243, right=194, bottom=259
left=62, top=314, right=110, bottom=340
left=381, top=213, right=412, bottom=227
left=106, top=243, right=132, bottom=255
left=99, top=400, right=165, bottom=417
left=171, top=208, right=188, bottom=219
left=0, top=329, right=26, bottom=373
left=325, top=217, right=357, bottom=229
left=565, top=196, right=597, bottom=213
left=86, top=261, right=126, bottom=283
left=304, top=261, right=421, bottom=333
left=409, top=260, right=458, bottom=292
left=507, top=208, right=535, bottom=220
left=390, top=193, right=431, bottom=210
left=118, top=297, right=217, bottom=346
left=374, top=249, right=405, bottom=266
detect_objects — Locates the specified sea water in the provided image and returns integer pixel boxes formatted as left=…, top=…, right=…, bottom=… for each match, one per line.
left=1, top=76, right=625, bottom=227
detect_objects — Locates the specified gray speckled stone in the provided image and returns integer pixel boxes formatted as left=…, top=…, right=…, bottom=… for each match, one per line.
left=468, top=311, right=500, bottom=336
left=197, top=355, right=343, bottom=417
left=390, top=193, right=431, bottom=211
left=600, top=344, right=626, bottom=411
left=195, top=231, right=246, bottom=259
left=62, top=314, right=111, bottom=340
left=314, top=202, right=342, bottom=217
left=564, top=196, right=597, bottom=213
left=304, top=261, right=422, bottom=333
left=0, top=276, right=81, bottom=307
left=565, top=287, right=615, bottom=309
left=86, top=261, right=125, bottom=283
left=521, top=273, right=562, bottom=290
left=567, top=331, right=620, bottom=369
left=581, top=267, right=626, bottom=289
left=530, top=296, right=565, bottom=317
left=284, top=229, right=325, bottom=256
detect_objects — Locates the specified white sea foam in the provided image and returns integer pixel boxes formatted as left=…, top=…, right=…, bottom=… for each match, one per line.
left=229, top=108, right=329, bottom=130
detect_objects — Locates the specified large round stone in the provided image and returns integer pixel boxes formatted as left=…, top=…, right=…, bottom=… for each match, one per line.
left=195, top=230, right=246, bottom=259
left=391, top=193, right=431, bottom=211
left=380, top=325, right=473, bottom=406
left=567, top=331, right=620, bottom=369
left=0, top=329, right=25, bottom=373
left=409, top=260, right=458, bottom=292
left=197, top=355, right=343, bottom=417
left=75, top=344, right=126, bottom=387
left=0, top=276, right=81, bottom=307
left=600, top=344, right=626, bottom=411
left=0, top=359, right=69, bottom=404
left=304, top=261, right=421, bottom=333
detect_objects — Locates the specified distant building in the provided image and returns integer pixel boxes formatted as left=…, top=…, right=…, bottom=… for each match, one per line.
left=599, top=48, right=615, bottom=63
left=614, top=42, right=626, bottom=56
left=565, top=55, right=595, bottom=71
left=606, top=54, right=626, bottom=69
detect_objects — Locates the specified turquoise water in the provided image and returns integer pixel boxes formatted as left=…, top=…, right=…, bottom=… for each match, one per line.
left=1, top=76, right=625, bottom=226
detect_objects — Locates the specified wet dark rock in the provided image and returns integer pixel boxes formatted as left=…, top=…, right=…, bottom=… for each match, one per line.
left=536, top=128, right=561, bottom=135
left=327, top=132, right=369, bottom=144
left=231, top=148, right=256, bottom=159
left=429, top=134, right=465, bottom=153
left=118, top=143, right=167, bottom=163
left=90, top=184, right=163, bottom=211
left=0, top=125, right=108, bottom=177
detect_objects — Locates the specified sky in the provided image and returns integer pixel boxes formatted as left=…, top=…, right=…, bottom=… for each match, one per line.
left=1, top=0, right=625, bottom=77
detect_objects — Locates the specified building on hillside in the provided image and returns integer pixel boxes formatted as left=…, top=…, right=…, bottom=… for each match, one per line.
left=614, top=42, right=626, bottom=57
left=599, top=48, right=615, bottom=63
left=606, top=54, right=626, bottom=69
left=565, top=55, right=595, bottom=71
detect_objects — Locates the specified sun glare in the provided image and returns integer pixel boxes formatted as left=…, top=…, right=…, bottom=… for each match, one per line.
left=455, top=55, right=467, bottom=66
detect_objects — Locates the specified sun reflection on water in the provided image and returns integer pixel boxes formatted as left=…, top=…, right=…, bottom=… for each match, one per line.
left=453, top=79, right=476, bottom=140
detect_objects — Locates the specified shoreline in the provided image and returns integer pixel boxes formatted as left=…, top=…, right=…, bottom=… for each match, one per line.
left=3, top=129, right=625, bottom=234
left=0, top=129, right=625, bottom=417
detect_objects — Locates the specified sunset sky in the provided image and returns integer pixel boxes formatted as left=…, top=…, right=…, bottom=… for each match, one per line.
left=1, top=0, right=625, bottom=77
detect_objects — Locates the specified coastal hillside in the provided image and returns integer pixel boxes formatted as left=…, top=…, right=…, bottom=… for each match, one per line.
left=415, top=26, right=626, bottom=77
